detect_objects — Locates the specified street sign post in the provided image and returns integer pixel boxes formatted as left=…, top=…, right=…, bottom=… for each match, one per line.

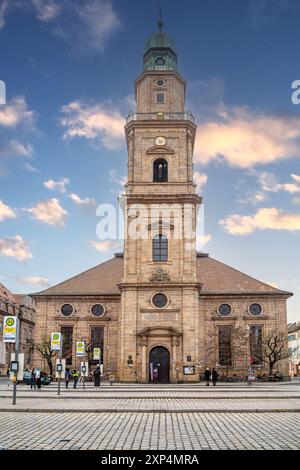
left=51, top=333, right=62, bottom=396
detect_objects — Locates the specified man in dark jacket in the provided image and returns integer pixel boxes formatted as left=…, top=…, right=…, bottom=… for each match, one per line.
left=204, top=368, right=211, bottom=386
left=212, top=368, right=219, bottom=386
left=93, top=365, right=101, bottom=389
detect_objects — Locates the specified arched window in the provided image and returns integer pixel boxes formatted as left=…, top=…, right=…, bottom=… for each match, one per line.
left=153, top=234, right=168, bottom=261
left=153, top=158, right=168, bottom=182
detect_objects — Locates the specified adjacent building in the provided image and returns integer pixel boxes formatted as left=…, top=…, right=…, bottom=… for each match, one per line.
left=288, top=322, right=300, bottom=377
left=0, top=283, right=35, bottom=375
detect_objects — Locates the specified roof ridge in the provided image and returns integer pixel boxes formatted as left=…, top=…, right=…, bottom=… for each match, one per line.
left=31, top=256, right=117, bottom=295
left=201, top=256, right=291, bottom=294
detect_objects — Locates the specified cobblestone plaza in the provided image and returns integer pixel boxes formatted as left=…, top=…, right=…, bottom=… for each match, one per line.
left=0, top=380, right=299, bottom=450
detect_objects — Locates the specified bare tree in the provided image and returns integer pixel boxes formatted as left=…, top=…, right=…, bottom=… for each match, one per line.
left=261, top=330, right=289, bottom=375
left=30, top=335, right=56, bottom=375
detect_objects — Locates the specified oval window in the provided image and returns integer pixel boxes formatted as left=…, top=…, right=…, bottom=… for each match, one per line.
left=156, top=79, right=166, bottom=87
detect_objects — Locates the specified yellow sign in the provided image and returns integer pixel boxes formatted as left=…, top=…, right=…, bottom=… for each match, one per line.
left=51, top=332, right=61, bottom=351
left=76, top=341, right=85, bottom=357
left=3, top=316, right=17, bottom=343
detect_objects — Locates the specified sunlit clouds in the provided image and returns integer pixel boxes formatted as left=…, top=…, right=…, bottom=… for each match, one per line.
left=60, top=100, right=125, bottom=150
left=26, top=198, right=68, bottom=227
left=0, top=200, right=16, bottom=221
left=194, top=106, right=300, bottom=168
left=220, top=207, right=300, bottom=235
left=0, top=235, right=32, bottom=261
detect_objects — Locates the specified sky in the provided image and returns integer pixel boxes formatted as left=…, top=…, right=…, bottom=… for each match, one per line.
left=0, top=0, right=299, bottom=322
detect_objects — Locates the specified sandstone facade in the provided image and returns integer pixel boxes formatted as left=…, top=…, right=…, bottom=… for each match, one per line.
left=32, top=25, right=292, bottom=382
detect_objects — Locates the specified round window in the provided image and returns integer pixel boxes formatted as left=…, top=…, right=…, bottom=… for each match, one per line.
left=91, top=304, right=105, bottom=317
left=218, top=304, right=232, bottom=316
left=249, top=303, right=262, bottom=316
left=152, top=293, right=168, bottom=309
left=61, top=304, right=74, bottom=316
left=156, top=79, right=166, bottom=87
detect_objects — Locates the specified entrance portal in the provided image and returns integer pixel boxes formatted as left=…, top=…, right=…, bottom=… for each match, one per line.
left=149, top=346, right=170, bottom=383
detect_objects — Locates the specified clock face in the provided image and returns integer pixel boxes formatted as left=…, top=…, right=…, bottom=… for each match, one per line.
left=155, top=136, right=166, bottom=146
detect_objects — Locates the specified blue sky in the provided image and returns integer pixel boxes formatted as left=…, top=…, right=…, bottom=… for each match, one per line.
left=0, top=0, right=299, bottom=321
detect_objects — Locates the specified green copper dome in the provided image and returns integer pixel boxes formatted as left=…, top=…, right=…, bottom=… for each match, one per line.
left=143, top=21, right=177, bottom=71
left=144, top=32, right=176, bottom=53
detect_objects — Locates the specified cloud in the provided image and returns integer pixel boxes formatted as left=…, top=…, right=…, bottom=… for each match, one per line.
left=43, top=178, right=69, bottom=193
left=26, top=198, right=68, bottom=226
left=0, top=0, right=8, bottom=29
left=90, top=240, right=121, bottom=252
left=0, top=200, right=16, bottom=221
left=23, top=162, right=39, bottom=173
left=0, top=96, right=35, bottom=129
left=249, top=0, right=300, bottom=28
left=193, top=171, right=208, bottom=193
left=109, top=170, right=127, bottom=186
left=0, top=139, right=34, bottom=158
left=0, top=1, right=121, bottom=52
left=31, top=0, right=60, bottom=22
left=220, top=207, right=300, bottom=235
left=291, top=174, right=300, bottom=183
left=18, top=276, right=50, bottom=287
left=68, top=193, right=96, bottom=206
left=196, top=234, right=211, bottom=250
left=60, top=100, right=125, bottom=150
left=0, top=235, right=32, bottom=261
left=194, top=106, right=300, bottom=168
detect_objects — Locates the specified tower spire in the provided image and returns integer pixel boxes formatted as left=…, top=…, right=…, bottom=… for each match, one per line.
left=158, top=4, right=163, bottom=33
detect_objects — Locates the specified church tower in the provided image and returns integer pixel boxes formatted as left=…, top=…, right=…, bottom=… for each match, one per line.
left=118, top=20, right=202, bottom=382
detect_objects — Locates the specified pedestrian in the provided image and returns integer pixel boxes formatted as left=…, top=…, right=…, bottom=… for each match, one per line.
left=30, top=368, right=36, bottom=389
left=72, top=369, right=79, bottom=389
left=93, top=365, right=101, bottom=389
left=247, top=372, right=255, bottom=387
left=65, top=368, right=71, bottom=388
left=204, top=367, right=211, bottom=386
left=35, top=368, right=41, bottom=390
left=212, top=368, right=218, bottom=386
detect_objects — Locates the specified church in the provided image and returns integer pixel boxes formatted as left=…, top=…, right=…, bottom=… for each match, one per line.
left=32, top=22, right=292, bottom=383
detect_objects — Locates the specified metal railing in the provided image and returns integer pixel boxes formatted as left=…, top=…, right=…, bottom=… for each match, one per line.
left=126, top=111, right=195, bottom=124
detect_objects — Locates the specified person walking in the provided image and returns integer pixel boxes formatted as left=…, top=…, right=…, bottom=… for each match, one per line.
left=204, top=367, right=211, bottom=386
left=65, top=368, right=71, bottom=389
left=72, top=369, right=79, bottom=389
left=93, top=365, right=101, bottom=389
left=30, top=368, right=36, bottom=390
left=35, top=368, right=41, bottom=390
left=212, top=368, right=219, bottom=386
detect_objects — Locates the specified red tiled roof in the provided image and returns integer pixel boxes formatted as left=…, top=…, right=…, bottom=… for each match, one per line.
left=32, top=253, right=292, bottom=297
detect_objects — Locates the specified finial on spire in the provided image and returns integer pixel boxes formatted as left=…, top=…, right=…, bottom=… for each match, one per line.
left=158, top=4, right=163, bottom=33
